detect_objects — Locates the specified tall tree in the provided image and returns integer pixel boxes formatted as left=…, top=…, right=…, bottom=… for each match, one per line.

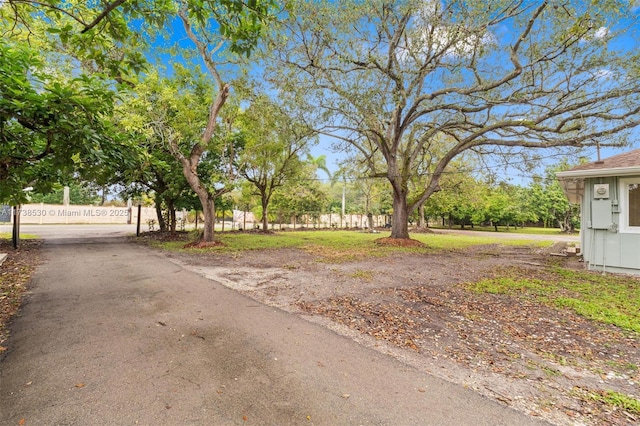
left=238, top=95, right=315, bottom=231
left=161, top=0, right=278, bottom=242
left=117, top=67, right=239, bottom=235
left=424, top=172, right=485, bottom=228
left=531, top=161, right=582, bottom=231
left=268, top=0, right=640, bottom=240
left=271, top=166, right=329, bottom=227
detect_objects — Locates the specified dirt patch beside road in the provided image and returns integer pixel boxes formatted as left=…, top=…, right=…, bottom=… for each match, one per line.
left=165, top=239, right=639, bottom=426
left=0, top=240, right=41, bottom=353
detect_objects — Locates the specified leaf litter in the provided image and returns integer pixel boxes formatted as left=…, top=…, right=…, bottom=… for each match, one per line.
left=0, top=239, right=41, bottom=355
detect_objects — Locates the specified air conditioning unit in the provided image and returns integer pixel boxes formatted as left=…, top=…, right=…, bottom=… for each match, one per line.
left=593, top=184, right=609, bottom=199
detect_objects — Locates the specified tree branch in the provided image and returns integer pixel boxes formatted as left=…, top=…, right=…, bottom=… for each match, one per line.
left=80, top=0, right=128, bottom=33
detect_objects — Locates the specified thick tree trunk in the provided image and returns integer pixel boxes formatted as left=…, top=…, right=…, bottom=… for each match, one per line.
left=168, top=199, right=176, bottom=236
left=199, top=194, right=216, bottom=242
left=390, top=188, right=410, bottom=239
left=261, top=192, right=270, bottom=232
left=261, top=204, right=269, bottom=231
left=176, top=157, right=217, bottom=242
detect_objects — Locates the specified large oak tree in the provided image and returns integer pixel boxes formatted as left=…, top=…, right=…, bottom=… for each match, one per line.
left=268, top=0, right=640, bottom=239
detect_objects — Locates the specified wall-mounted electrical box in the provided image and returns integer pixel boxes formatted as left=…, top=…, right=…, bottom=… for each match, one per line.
left=593, top=183, right=610, bottom=199
left=591, top=199, right=612, bottom=229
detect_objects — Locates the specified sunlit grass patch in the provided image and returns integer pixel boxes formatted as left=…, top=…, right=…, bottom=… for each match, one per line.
left=466, top=267, right=640, bottom=333
left=148, top=229, right=551, bottom=261
left=430, top=225, right=572, bottom=235
left=576, top=389, right=640, bottom=415
left=411, top=232, right=551, bottom=250
left=0, top=233, right=38, bottom=240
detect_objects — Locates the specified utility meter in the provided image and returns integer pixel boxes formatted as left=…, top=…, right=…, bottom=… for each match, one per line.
left=593, top=184, right=610, bottom=199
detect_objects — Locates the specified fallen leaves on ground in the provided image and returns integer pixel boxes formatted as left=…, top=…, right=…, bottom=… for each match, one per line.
left=297, top=260, right=640, bottom=426
left=0, top=240, right=41, bottom=353
left=374, top=237, right=426, bottom=247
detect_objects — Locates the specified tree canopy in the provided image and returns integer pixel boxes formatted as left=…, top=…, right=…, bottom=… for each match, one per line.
left=0, top=39, right=123, bottom=203
left=267, top=0, right=640, bottom=239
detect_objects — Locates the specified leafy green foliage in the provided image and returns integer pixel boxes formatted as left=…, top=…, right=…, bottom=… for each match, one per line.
left=267, top=0, right=640, bottom=238
left=29, top=182, right=101, bottom=205
left=115, top=67, right=221, bottom=230
left=1, top=0, right=170, bottom=81
left=0, top=40, right=123, bottom=203
left=237, top=92, right=315, bottom=230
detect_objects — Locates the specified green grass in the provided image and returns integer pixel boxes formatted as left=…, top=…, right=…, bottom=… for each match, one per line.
left=467, top=267, right=640, bottom=333
left=468, top=276, right=549, bottom=295
left=412, top=232, right=551, bottom=250
left=0, top=233, right=38, bottom=240
left=586, top=390, right=640, bottom=415
left=151, top=230, right=551, bottom=261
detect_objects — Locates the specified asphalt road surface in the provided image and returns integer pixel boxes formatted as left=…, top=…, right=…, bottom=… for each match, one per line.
left=1, top=227, right=550, bottom=425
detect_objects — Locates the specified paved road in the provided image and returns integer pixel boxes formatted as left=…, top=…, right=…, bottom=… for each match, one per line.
left=18, top=224, right=139, bottom=241
left=1, top=229, right=550, bottom=425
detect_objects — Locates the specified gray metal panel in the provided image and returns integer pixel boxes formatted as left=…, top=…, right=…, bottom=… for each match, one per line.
left=591, top=200, right=612, bottom=229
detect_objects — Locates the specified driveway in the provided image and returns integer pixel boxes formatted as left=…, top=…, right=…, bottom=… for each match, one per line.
left=1, top=231, right=549, bottom=425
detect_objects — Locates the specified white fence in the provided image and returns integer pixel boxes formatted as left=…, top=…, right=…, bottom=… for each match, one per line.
left=259, top=213, right=389, bottom=230
left=1, top=204, right=388, bottom=230
left=1, top=204, right=158, bottom=225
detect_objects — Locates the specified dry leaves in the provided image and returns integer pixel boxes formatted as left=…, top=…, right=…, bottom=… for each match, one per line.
left=0, top=240, right=41, bottom=352
left=297, top=273, right=640, bottom=425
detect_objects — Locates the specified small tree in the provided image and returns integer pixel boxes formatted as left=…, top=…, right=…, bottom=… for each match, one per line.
left=238, top=94, right=315, bottom=232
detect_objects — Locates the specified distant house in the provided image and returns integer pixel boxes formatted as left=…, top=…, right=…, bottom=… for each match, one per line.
left=556, top=149, right=640, bottom=275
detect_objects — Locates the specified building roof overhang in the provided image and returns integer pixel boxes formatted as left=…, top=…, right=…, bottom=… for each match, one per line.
left=556, top=166, right=640, bottom=179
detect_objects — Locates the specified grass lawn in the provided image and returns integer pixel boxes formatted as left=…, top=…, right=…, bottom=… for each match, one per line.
left=150, top=229, right=552, bottom=260
left=0, top=233, right=38, bottom=240
left=467, top=266, right=640, bottom=334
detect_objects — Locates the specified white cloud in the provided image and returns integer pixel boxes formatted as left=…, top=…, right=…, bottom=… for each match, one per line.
left=580, top=26, right=610, bottom=44
left=593, top=68, right=613, bottom=80
left=594, top=27, right=609, bottom=39
left=398, top=3, right=496, bottom=63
